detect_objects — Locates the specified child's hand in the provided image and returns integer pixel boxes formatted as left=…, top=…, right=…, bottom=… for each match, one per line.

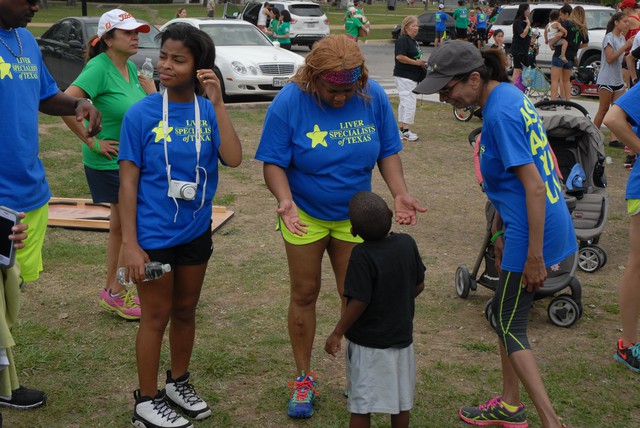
left=325, top=332, right=342, bottom=357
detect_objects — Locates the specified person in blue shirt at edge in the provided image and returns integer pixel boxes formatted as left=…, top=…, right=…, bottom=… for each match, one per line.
left=325, top=190, right=425, bottom=428
left=453, top=0, right=469, bottom=40
left=0, top=0, right=101, bottom=411
left=435, top=3, right=449, bottom=48
left=604, top=81, right=640, bottom=374
left=475, top=6, right=488, bottom=49
left=255, top=35, right=426, bottom=420
left=414, top=41, right=574, bottom=428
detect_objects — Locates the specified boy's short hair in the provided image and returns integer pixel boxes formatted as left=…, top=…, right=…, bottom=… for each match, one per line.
left=549, top=9, right=560, bottom=21
left=349, top=191, right=392, bottom=241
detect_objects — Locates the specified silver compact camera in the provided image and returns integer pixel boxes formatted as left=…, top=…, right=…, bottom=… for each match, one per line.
left=168, top=180, right=197, bottom=201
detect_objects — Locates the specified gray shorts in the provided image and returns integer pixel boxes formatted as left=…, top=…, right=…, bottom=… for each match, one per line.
left=345, top=340, right=415, bottom=415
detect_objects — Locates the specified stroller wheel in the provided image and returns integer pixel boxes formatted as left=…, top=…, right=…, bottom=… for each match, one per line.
left=484, top=298, right=498, bottom=330
left=453, top=105, right=474, bottom=122
left=571, top=85, right=580, bottom=97
left=591, top=244, right=608, bottom=268
left=547, top=295, right=581, bottom=328
left=455, top=265, right=471, bottom=298
left=578, top=246, right=602, bottom=273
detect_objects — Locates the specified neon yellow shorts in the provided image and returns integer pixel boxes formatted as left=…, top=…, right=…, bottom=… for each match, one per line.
left=15, top=204, right=48, bottom=282
left=628, top=199, right=640, bottom=217
left=278, top=207, right=363, bottom=245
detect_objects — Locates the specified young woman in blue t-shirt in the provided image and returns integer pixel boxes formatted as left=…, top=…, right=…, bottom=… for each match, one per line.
left=118, top=25, right=242, bottom=428
left=414, top=41, right=574, bottom=428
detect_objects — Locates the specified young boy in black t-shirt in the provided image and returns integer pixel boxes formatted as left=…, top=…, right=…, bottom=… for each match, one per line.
left=325, top=191, right=425, bottom=428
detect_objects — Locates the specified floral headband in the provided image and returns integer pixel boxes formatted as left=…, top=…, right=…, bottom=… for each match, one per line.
left=320, top=66, right=362, bottom=86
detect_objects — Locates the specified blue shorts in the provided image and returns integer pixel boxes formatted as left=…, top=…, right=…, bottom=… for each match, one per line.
left=551, top=56, right=574, bottom=69
left=84, top=166, right=119, bottom=204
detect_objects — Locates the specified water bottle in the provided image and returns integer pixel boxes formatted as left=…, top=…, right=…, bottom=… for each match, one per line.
left=141, top=58, right=154, bottom=80
left=117, top=262, right=171, bottom=285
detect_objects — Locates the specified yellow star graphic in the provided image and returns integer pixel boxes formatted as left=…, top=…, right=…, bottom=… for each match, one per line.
left=0, top=56, right=12, bottom=80
left=306, top=124, right=328, bottom=148
left=151, top=120, right=173, bottom=143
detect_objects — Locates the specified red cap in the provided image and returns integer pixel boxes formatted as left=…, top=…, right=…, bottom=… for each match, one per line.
left=620, top=0, right=637, bottom=9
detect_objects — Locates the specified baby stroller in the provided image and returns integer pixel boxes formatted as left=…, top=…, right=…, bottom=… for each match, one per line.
left=516, top=65, right=551, bottom=102
left=535, top=99, right=609, bottom=273
left=455, top=127, right=583, bottom=328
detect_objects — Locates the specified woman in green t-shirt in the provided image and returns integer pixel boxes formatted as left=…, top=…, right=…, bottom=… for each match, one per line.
left=274, top=9, right=292, bottom=50
left=267, top=8, right=280, bottom=42
left=61, top=9, right=157, bottom=321
left=345, top=7, right=363, bottom=41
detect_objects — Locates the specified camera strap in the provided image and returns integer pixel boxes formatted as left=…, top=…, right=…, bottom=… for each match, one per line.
left=162, top=90, right=207, bottom=222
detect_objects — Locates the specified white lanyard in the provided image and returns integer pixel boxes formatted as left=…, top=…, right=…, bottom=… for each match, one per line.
left=162, top=90, right=207, bottom=222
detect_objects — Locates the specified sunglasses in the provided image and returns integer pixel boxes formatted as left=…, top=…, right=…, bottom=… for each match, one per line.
left=438, top=79, right=461, bottom=98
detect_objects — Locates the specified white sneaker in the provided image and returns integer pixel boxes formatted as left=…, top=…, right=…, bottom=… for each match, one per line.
left=165, top=371, right=212, bottom=420
left=131, top=390, right=192, bottom=428
left=401, top=130, right=419, bottom=141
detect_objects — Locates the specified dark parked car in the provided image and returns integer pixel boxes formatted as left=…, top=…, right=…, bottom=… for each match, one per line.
left=37, top=17, right=161, bottom=90
left=391, top=12, right=455, bottom=46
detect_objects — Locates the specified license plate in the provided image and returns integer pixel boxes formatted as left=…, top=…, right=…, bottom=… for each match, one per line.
left=306, top=23, right=317, bottom=28
left=273, top=77, right=288, bottom=88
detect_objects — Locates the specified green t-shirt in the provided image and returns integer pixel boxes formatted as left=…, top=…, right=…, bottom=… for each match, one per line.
left=453, top=6, right=469, bottom=29
left=345, top=16, right=363, bottom=38
left=277, top=21, right=291, bottom=45
left=268, top=19, right=279, bottom=41
left=71, top=53, right=147, bottom=170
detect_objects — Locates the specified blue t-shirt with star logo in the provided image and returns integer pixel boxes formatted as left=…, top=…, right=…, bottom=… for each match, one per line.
left=0, top=27, right=58, bottom=213
left=255, top=80, right=402, bottom=221
left=119, top=93, right=221, bottom=249
left=479, top=83, right=576, bottom=271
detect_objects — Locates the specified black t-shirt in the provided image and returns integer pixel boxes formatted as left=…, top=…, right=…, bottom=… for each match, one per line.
left=511, top=18, right=531, bottom=55
left=556, top=20, right=588, bottom=61
left=393, top=35, right=424, bottom=82
left=344, top=233, right=426, bottom=349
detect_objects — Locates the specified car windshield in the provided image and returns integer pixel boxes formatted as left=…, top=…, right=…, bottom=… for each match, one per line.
left=585, top=10, right=614, bottom=30
left=493, top=8, right=516, bottom=26
left=288, top=5, right=324, bottom=17
left=86, top=23, right=160, bottom=48
left=198, top=24, right=272, bottom=47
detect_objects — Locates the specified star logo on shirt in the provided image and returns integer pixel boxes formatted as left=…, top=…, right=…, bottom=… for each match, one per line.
left=0, top=56, right=13, bottom=80
left=151, top=120, right=173, bottom=143
left=306, top=124, right=328, bottom=148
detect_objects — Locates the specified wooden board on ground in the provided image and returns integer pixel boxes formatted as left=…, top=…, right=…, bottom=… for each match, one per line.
left=47, top=197, right=234, bottom=233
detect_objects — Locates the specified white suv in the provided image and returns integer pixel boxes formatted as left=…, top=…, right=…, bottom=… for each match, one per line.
left=224, top=1, right=330, bottom=49
left=490, top=3, right=614, bottom=70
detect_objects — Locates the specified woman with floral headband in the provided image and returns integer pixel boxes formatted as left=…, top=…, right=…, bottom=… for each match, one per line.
left=255, top=34, right=426, bottom=420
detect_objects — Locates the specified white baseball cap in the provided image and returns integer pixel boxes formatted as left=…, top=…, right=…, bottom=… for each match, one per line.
left=439, top=3, right=445, bottom=8
left=97, top=9, right=150, bottom=38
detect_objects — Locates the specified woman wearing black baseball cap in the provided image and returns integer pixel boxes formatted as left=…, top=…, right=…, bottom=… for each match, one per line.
left=415, top=41, right=574, bottom=428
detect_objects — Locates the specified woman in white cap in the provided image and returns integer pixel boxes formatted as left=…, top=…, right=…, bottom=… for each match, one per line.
left=61, top=9, right=156, bottom=321
left=414, top=41, right=574, bottom=428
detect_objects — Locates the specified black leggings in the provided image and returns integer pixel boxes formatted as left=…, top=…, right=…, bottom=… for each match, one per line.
left=491, top=270, right=535, bottom=355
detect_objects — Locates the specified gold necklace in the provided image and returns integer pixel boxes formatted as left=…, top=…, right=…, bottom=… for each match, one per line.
left=0, top=29, right=24, bottom=58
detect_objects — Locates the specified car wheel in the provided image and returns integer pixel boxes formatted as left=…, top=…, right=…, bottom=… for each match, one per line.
left=581, top=53, right=601, bottom=75
left=214, top=69, right=229, bottom=103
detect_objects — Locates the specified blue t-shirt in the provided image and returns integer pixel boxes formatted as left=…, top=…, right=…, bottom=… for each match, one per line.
left=479, top=83, right=577, bottom=271
left=119, top=93, right=222, bottom=249
left=0, top=28, right=58, bottom=212
left=615, top=83, right=640, bottom=199
left=476, top=12, right=487, bottom=29
left=435, top=11, right=449, bottom=32
left=255, top=80, right=402, bottom=221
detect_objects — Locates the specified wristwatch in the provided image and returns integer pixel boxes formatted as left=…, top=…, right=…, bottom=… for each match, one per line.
left=74, top=98, right=93, bottom=109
